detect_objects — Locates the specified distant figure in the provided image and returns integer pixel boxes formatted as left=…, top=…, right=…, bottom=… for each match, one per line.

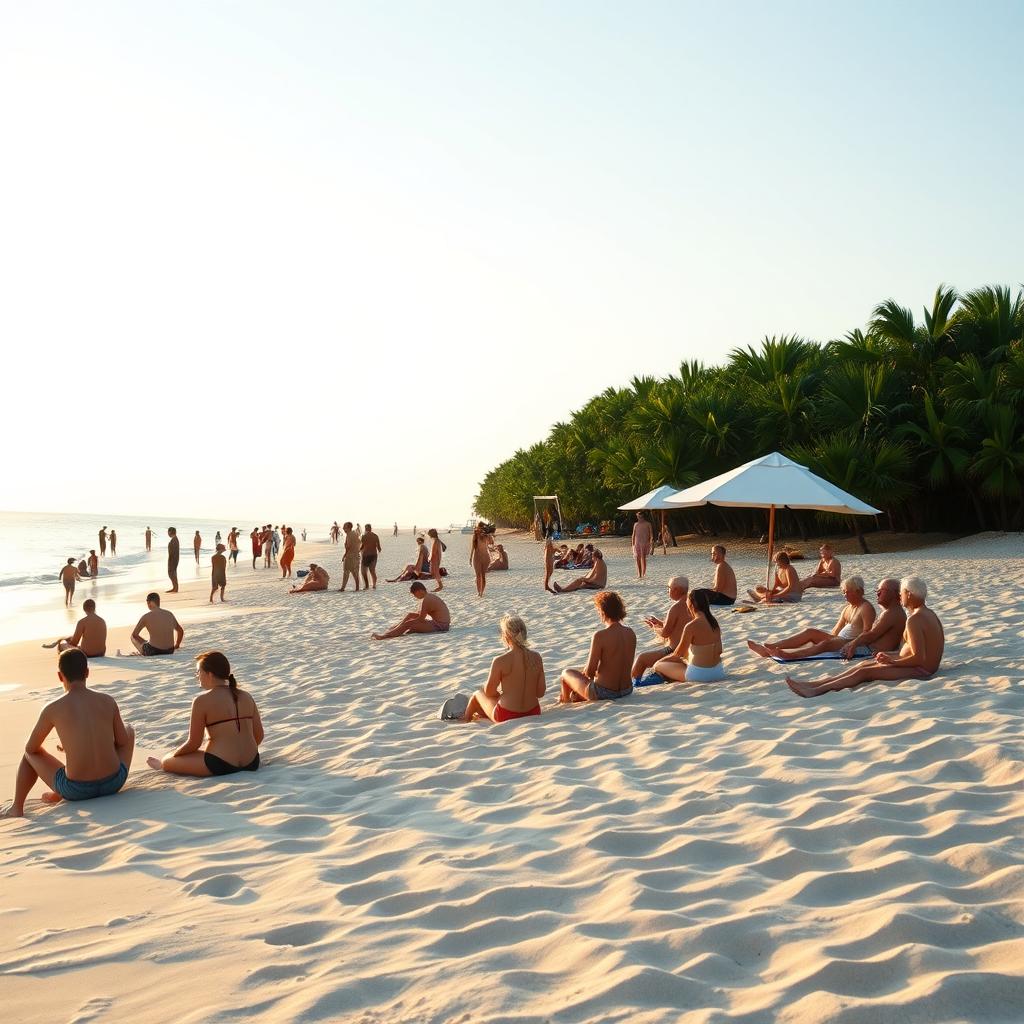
left=59, top=558, right=80, bottom=606
left=228, top=527, right=240, bottom=565
left=301, top=529, right=306, bottom=542
left=393, top=522, right=398, bottom=537
left=167, top=527, right=180, bottom=592
left=291, top=563, right=329, bottom=593
left=272, top=526, right=281, bottom=562
left=98, top=526, right=107, bottom=557
left=147, top=651, right=263, bottom=777
left=340, top=522, right=361, bottom=591
left=660, top=520, right=672, bottom=550
left=126, top=593, right=184, bottom=656
left=488, top=543, right=508, bottom=571
left=559, top=591, right=636, bottom=702
left=250, top=527, right=261, bottom=569
left=799, top=543, right=842, bottom=592
left=1, top=649, right=134, bottom=818
left=653, top=589, right=725, bottom=683
left=372, top=582, right=450, bottom=640
left=552, top=549, right=607, bottom=593
left=215, top=530, right=222, bottom=546
left=77, top=558, right=89, bottom=578
left=210, top=544, right=228, bottom=602
left=280, top=527, right=296, bottom=579
left=462, top=614, right=545, bottom=723
left=786, top=577, right=944, bottom=698
left=632, top=576, right=691, bottom=681
left=361, top=524, right=382, bottom=590
left=193, top=530, right=202, bottom=563
left=428, top=527, right=445, bottom=592
left=88, top=549, right=99, bottom=577
left=387, top=537, right=430, bottom=582
left=543, top=537, right=556, bottom=593
left=109, top=529, right=117, bottom=556
left=631, top=511, right=653, bottom=579
left=703, top=545, right=737, bottom=605
left=44, top=598, right=108, bottom=658
left=469, top=522, right=491, bottom=597
left=263, top=525, right=273, bottom=568
left=747, top=552, right=801, bottom=604
left=145, top=526, right=152, bottom=552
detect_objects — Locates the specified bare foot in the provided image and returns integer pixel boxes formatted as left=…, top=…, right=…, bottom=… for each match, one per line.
left=146, top=756, right=164, bottom=771
left=1, top=803, right=25, bottom=818
left=747, top=589, right=759, bottom=602
left=553, top=582, right=563, bottom=593
left=786, top=676, right=817, bottom=698
left=371, top=633, right=384, bottom=641
left=40, top=792, right=63, bottom=805
left=747, top=641, right=776, bottom=659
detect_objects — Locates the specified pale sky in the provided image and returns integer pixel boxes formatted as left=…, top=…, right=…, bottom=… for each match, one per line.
left=1, top=1, right=1021, bottom=526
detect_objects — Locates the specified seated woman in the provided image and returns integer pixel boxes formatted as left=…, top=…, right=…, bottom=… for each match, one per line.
left=463, top=614, right=545, bottom=723
left=387, top=537, right=430, bottom=583
left=653, top=589, right=725, bottom=683
left=560, top=591, right=637, bottom=702
left=747, top=552, right=801, bottom=604
left=553, top=544, right=572, bottom=569
left=147, top=651, right=264, bottom=777
left=487, top=544, right=509, bottom=571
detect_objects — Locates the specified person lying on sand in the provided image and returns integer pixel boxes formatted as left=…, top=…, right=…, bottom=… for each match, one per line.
left=462, top=614, right=545, bottom=723
left=747, top=551, right=802, bottom=604
left=2, top=649, right=134, bottom=817
left=487, top=544, right=509, bottom=571
left=147, top=650, right=264, bottom=777
left=798, top=543, right=842, bottom=592
left=386, top=537, right=430, bottom=583
left=705, top=545, right=737, bottom=605
left=653, top=589, right=725, bottom=683
left=290, top=564, right=329, bottom=593
left=747, top=576, right=876, bottom=661
left=560, top=590, right=636, bottom=702
left=121, top=593, right=184, bottom=656
left=632, top=576, right=691, bottom=681
left=43, top=598, right=107, bottom=658
left=786, top=576, right=943, bottom=699
left=372, top=582, right=451, bottom=640
left=552, top=550, right=607, bottom=593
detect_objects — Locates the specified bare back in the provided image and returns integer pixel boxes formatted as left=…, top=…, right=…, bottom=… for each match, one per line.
left=49, top=690, right=125, bottom=780
left=138, top=608, right=180, bottom=648
left=72, top=613, right=107, bottom=657
left=420, top=593, right=450, bottom=626
left=587, top=559, right=608, bottom=588
left=197, top=688, right=261, bottom=765
left=495, top=647, right=545, bottom=713
left=586, top=622, right=637, bottom=689
left=713, top=560, right=737, bottom=599
left=905, top=606, right=944, bottom=673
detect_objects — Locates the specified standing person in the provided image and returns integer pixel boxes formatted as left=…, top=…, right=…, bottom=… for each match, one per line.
left=271, top=526, right=281, bottom=563
left=393, top=522, right=398, bottom=537
left=98, top=526, right=107, bottom=556
left=469, top=522, right=491, bottom=597
left=144, top=526, right=152, bottom=552
left=59, top=558, right=81, bottom=607
left=361, top=524, right=382, bottom=590
left=1, top=649, right=134, bottom=818
left=339, top=522, right=361, bottom=591
left=228, top=527, right=240, bottom=566
left=280, top=527, right=296, bottom=579
left=301, top=528, right=307, bottom=542
left=631, top=511, right=653, bottom=580
left=109, top=529, right=117, bottom=556
left=263, top=526, right=273, bottom=568
left=543, top=537, right=557, bottom=593
left=250, top=527, right=261, bottom=569
left=428, top=528, right=445, bottom=592
left=193, top=530, right=202, bottom=564
left=215, top=530, right=222, bottom=546
left=330, top=521, right=339, bottom=544
left=167, top=527, right=180, bottom=593
left=88, top=549, right=99, bottom=577
left=210, top=544, right=228, bottom=603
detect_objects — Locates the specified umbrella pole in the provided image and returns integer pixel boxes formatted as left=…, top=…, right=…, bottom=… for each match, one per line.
left=765, top=504, right=776, bottom=591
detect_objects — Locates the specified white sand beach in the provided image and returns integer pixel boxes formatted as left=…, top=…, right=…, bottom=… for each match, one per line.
left=1, top=532, right=1023, bottom=1023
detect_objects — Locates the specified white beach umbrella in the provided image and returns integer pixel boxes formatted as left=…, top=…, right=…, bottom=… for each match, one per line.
left=664, top=451, right=881, bottom=585
left=618, top=485, right=682, bottom=554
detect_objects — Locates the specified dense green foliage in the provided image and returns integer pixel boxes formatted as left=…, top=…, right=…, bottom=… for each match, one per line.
left=475, top=285, right=1024, bottom=536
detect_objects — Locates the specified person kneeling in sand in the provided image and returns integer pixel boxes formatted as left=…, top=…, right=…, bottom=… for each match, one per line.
left=290, top=563, right=329, bottom=593
left=747, top=576, right=876, bottom=661
left=44, top=598, right=108, bottom=658
left=147, top=651, right=263, bottom=777
left=786, top=576, right=944, bottom=699
left=552, top=549, right=607, bottom=593
left=747, top=551, right=802, bottom=604
left=560, top=590, right=636, bottom=702
left=463, top=614, right=545, bottom=723
left=373, top=582, right=451, bottom=640
left=798, top=543, right=842, bottom=592
left=2, top=649, right=134, bottom=817
left=123, top=593, right=184, bottom=656
left=653, top=589, right=725, bottom=683
left=632, top=576, right=691, bottom=682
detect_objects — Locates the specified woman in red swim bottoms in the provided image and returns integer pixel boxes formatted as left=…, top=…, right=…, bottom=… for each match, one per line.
left=463, top=614, right=545, bottom=723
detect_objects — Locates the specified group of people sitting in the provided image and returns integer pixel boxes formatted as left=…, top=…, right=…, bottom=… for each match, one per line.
left=745, top=543, right=844, bottom=604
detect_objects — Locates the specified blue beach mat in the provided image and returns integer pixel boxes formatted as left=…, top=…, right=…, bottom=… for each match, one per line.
left=634, top=673, right=668, bottom=687
left=769, top=650, right=869, bottom=663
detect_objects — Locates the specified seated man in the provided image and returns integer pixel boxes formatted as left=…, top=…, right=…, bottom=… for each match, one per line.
left=124, top=593, right=184, bottom=656
left=43, top=598, right=108, bottom=658
left=799, top=543, right=842, bottom=591
left=632, top=576, right=691, bottom=681
left=373, top=582, right=451, bottom=639
left=488, top=544, right=509, bottom=571
left=290, top=563, right=330, bottom=593
left=560, top=590, right=637, bottom=702
left=838, top=577, right=907, bottom=660
left=705, top=544, right=737, bottom=605
left=2, top=648, right=135, bottom=817
left=553, top=549, right=607, bottom=593
left=747, top=552, right=802, bottom=604
left=786, top=576, right=943, bottom=698
left=747, top=576, right=876, bottom=661
left=553, top=544, right=572, bottom=569
left=575, top=543, right=595, bottom=568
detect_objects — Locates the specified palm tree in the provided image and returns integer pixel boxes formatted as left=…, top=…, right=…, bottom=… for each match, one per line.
left=970, top=405, right=1024, bottom=530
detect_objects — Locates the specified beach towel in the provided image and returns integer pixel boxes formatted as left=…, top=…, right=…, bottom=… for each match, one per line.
left=769, top=650, right=869, bottom=663
left=440, top=694, right=470, bottom=721
left=634, top=672, right=667, bottom=687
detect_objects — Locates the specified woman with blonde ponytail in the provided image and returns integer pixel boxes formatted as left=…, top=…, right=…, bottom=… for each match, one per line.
left=147, top=651, right=264, bottom=777
left=463, top=615, right=546, bottom=723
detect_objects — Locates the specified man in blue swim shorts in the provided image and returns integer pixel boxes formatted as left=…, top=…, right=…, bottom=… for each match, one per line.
left=1, top=649, right=135, bottom=818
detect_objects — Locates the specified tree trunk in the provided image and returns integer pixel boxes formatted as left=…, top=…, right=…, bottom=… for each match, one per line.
left=853, top=518, right=870, bottom=553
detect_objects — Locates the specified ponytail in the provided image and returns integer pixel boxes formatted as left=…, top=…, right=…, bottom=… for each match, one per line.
left=690, top=589, right=720, bottom=632
left=227, top=672, right=239, bottom=708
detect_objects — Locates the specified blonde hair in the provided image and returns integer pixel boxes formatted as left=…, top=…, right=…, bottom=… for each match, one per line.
left=499, top=614, right=530, bottom=649
left=842, top=575, right=864, bottom=594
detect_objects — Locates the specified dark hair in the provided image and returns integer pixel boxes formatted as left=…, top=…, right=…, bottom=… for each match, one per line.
left=689, top=589, right=720, bottom=632
left=83, top=599, right=96, bottom=612
left=594, top=590, right=626, bottom=622
left=365, top=524, right=372, bottom=530
left=195, top=650, right=239, bottom=708
left=168, top=527, right=176, bottom=534
left=775, top=552, right=790, bottom=565
left=58, top=648, right=88, bottom=682
left=344, top=521, right=353, bottom=530
left=66, top=557, right=75, bottom=565
left=146, top=592, right=160, bottom=605
left=428, top=528, right=438, bottom=538
left=410, top=581, right=427, bottom=594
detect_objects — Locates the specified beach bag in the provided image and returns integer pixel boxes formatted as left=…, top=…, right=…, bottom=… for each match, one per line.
left=439, top=693, right=469, bottom=721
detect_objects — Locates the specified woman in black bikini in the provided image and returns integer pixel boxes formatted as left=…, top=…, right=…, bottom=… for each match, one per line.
left=147, top=651, right=263, bottom=777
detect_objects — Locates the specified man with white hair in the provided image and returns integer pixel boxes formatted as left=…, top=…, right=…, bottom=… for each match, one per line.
left=785, top=576, right=944, bottom=698
left=632, top=576, right=692, bottom=681
left=747, top=576, right=876, bottom=661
